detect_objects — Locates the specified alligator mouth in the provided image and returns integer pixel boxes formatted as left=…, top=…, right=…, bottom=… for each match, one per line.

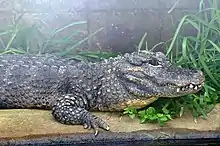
left=120, top=73, right=205, bottom=96
left=175, top=82, right=204, bottom=93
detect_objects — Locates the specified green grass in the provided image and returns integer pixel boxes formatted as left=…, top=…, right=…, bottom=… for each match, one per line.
left=123, top=0, right=220, bottom=126
left=164, top=0, right=220, bottom=119
left=0, top=10, right=118, bottom=61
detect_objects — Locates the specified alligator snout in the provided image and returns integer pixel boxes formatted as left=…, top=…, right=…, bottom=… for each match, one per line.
left=191, top=69, right=205, bottom=85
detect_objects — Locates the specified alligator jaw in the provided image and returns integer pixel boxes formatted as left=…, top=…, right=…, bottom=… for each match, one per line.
left=176, top=82, right=204, bottom=93
left=117, top=51, right=206, bottom=98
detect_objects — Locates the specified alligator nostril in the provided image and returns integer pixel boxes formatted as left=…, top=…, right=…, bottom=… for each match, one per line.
left=190, top=69, right=198, bottom=73
left=191, top=69, right=203, bottom=76
left=193, top=70, right=205, bottom=81
left=195, top=70, right=204, bottom=76
left=198, top=70, right=204, bottom=76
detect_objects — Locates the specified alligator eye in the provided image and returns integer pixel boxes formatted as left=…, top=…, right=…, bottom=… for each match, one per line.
left=148, top=58, right=161, bottom=66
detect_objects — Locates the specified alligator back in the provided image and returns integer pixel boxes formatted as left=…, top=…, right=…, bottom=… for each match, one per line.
left=0, top=54, right=71, bottom=109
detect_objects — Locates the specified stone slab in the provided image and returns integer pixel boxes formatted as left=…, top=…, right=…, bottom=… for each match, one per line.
left=0, top=104, right=220, bottom=141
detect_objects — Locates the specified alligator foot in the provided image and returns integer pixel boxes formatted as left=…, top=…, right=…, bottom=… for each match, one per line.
left=52, top=95, right=109, bottom=136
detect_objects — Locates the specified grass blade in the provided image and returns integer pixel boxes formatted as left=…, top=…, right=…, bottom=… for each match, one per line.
left=199, top=55, right=220, bottom=87
left=52, top=21, right=87, bottom=36
left=208, top=40, right=220, bottom=53
left=5, top=26, right=19, bottom=51
left=55, top=27, right=104, bottom=56
left=166, top=15, right=189, bottom=56
left=182, top=37, right=188, bottom=60
left=137, top=32, right=147, bottom=52
left=0, top=31, right=11, bottom=36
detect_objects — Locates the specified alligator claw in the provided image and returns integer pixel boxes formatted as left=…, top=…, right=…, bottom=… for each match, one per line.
left=83, top=114, right=110, bottom=136
left=83, top=123, right=89, bottom=129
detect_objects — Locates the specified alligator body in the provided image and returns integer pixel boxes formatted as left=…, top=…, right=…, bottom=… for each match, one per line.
left=0, top=51, right=205, bottom=135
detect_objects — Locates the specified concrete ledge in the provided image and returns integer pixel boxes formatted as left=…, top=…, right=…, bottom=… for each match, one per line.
left=0, top=104, right=220, bottom=145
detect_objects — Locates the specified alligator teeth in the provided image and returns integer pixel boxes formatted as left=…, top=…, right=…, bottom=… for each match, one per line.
left=176, top=83, right=203, bottom=93
left=177, top=88, right=180, bottom=92
left=194, top=86, right=198, bottom=90
left=189, top=84, right=194, bottom=89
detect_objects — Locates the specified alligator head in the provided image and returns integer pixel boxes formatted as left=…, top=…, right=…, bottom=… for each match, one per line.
left=116, top=51, right=205, bottom=98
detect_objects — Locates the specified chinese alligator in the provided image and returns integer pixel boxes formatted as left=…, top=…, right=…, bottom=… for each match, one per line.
left=0, top=51, right=205, bottom=135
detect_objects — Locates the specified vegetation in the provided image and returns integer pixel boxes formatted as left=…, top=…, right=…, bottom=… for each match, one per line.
left=0, top=18, right=117, bottom=62
left=0, top=1, right=118, bottom=62
left=124, top=0, right=220, bottom=125
left=0, top=0, right=219, bottom=126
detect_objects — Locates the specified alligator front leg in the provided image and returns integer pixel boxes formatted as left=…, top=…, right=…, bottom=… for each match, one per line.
left=51, top=94, right=110, bottom=136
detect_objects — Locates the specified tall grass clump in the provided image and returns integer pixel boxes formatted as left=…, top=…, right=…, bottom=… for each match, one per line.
left=124, top=0, right=220, bottom=125
left=0, top=17, right=114, bottom=62
left=0, top=1, right=117, bottom=62
left=164, top=0, right=220, bottom=120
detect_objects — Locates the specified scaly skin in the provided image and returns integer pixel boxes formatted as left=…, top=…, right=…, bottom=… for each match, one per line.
left=0, top=51, right=205, bottom=135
